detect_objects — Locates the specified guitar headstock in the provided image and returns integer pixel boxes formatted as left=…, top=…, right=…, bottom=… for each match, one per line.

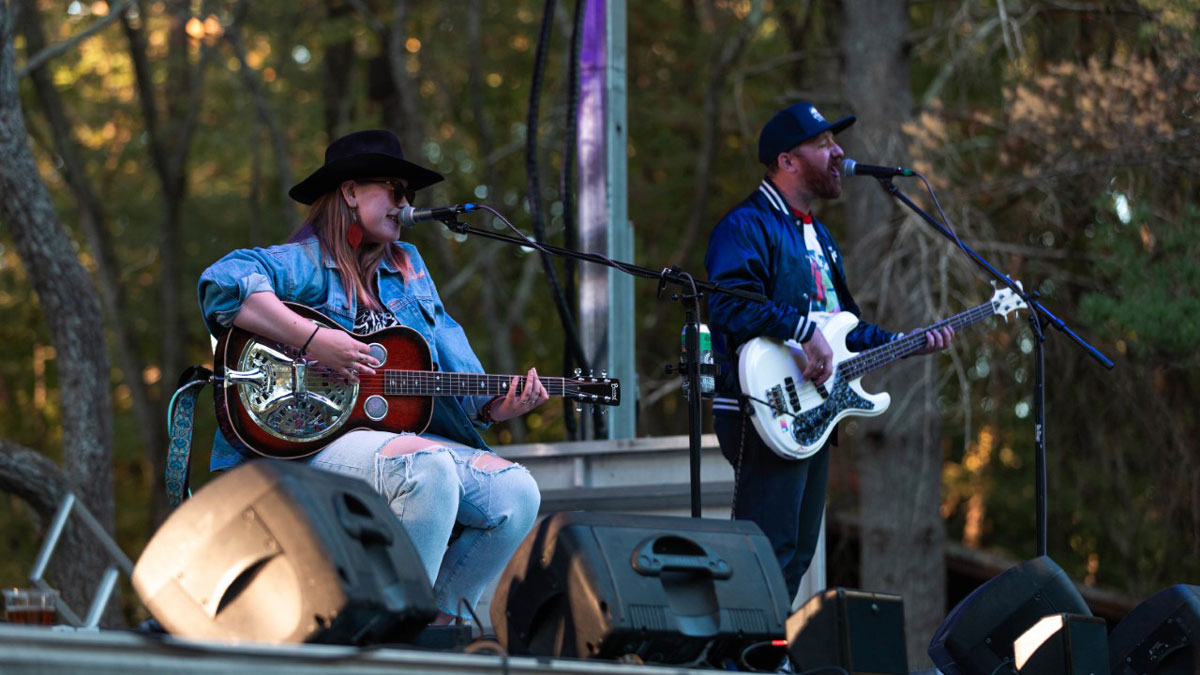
left=990, top=281, right=1028, bottom=321
left=569, top=369, right=621, bottom=407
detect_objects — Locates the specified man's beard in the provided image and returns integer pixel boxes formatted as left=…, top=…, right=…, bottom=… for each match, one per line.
left=814, top=176, right=841, bottom=200
left=805, top=163, right=842, bottom=200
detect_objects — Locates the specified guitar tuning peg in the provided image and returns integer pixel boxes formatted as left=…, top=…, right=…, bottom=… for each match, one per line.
left=590, top=405, right=599, bottom=414
left=588, top=369, right=594, bottom=378
left=600, top=369, right=607, bottom=379
left=573, top=367, right=582, bottom=377
left=574, top=402, right=583, bottom=412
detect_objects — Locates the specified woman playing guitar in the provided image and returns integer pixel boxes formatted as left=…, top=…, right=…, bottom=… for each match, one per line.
left=198, top=130, right=545, bottom=627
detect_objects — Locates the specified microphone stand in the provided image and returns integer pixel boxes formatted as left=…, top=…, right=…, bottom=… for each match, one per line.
left=435, top=213, right=767, bottom=518
left=875, top=179, right=1114, bottom=557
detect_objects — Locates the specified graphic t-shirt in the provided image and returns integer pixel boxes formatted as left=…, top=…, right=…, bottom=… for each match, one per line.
left=793, top=210, right=842, bottom=314
left=354, top=305, right=401, bottom=333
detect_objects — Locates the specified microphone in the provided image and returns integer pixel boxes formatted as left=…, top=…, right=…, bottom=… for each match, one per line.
left=840, top=158, right=914, bottom=179
left=399, top=203, right=478, bottom=227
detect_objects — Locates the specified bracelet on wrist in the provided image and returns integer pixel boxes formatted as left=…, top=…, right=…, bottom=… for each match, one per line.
left=480, top=395, right=505, bottom=424
left=300, top=324, right=321, bottom=355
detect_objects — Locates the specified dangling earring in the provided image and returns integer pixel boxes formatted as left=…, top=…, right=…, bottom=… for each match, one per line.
left=347, top=207, right=364, bottom=249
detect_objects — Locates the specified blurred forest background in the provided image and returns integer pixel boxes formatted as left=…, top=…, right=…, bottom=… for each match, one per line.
left=0, top=0, right=1197, bottom=653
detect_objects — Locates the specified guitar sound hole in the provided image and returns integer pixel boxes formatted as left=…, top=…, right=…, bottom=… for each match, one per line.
left=367, top=343, right=387, bottom=367
left=364, top=395, right=388, bottom=421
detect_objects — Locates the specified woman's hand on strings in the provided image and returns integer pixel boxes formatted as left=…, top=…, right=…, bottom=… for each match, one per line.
left=232, top=293, right=378, bottom=381
left=306, top=327, right=379, bottom=381
left=488, top=367, right=549, bottom=422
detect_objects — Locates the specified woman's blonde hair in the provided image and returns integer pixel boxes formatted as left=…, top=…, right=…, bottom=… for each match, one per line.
left=289, top=189, right=413, bottom=311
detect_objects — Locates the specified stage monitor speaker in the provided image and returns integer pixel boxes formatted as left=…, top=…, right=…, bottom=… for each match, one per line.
left=929, top=556, right=1093, bottom=675
left=1013, top=613, right=1109, bottom=674
left=133, top=460, right=437, bottom=645
left=1108, top=584, right=1200, bottom=675
left=787, top=587, right=909, bottom=675
left=490, top=511, right=791, bottom=668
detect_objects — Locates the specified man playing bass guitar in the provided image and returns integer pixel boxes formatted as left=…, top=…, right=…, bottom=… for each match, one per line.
left=704, top=102, right=954, bottom=601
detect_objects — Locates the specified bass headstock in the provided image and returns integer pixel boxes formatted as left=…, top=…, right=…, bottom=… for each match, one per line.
left=990, top=280, right=1028, bottom=321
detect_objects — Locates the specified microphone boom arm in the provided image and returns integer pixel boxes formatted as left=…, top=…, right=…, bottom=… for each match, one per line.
left=876, top=175, right=1113, bottom=560
left=437, top=208, right=767, bottom=303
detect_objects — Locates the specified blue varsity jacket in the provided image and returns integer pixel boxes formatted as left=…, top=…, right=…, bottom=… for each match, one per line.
left=704, top=177, right=896, bottom=416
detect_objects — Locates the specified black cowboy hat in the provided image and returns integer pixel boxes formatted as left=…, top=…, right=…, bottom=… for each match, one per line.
left=288, top=129, right=444, bottom=205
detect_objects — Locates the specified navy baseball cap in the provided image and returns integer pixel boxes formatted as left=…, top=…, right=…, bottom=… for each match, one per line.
left=757, top=101, right=856, bottom=164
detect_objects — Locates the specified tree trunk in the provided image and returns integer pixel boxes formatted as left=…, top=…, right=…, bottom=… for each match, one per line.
left=674, top=0, right=763, bottom=265
left=0, top=443, right=111, bottom=621
left=121, top=1, right=219, bottom=527
left=840, top=0, right=946, bottom=666
left=17, top=0, right=170, bottom=529
left=227, top=0, right=297, bottom=234
left=158, top=0, right=194, bottom=466
left=0, top=4, right=119, bottom=626
left=323, top=1, right=356, bottom=140
left=385, top=0, right=422, bottom=157
left=466, top=0, right=521, bottom=414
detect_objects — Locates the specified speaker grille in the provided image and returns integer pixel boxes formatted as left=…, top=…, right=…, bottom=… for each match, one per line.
left=629, top=604, right=670, bottom=630
left=727, top=607, right=769, bottom=633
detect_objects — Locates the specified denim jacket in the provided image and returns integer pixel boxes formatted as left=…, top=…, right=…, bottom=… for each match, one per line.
left=704, top=178, right=896, bottom=416
left=198, top=238, right=494, bottom=470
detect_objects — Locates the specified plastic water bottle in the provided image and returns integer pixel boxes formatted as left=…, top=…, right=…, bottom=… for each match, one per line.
left=681, top=322, right=714, bottom=397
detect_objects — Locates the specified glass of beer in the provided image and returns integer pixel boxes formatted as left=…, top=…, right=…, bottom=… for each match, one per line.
left=3, top=587, right=58, bottom=625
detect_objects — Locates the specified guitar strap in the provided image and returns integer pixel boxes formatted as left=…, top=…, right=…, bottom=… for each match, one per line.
left=165, top=366, right=214, bottom=509
left=730, top=399, right=751, bottom=521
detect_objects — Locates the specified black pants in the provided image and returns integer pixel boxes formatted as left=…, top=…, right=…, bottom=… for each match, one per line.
left=715, top=414, right=829, bottom=600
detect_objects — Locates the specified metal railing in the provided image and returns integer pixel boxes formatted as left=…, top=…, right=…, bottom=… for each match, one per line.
left=29, top=493, right=134, bottom=628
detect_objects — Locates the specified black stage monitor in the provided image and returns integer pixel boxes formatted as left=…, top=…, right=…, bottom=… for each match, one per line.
left=788, top=587, right=909, bottom=674
left=133, top=460, right=437, bottom=644
left=929, top=556, right=1093, bottom=675
left=490, top=511, right=791, bottom=668
left=1109, top=584, right=1200, bottom=675
left=1013, top=613, right=1109, bottom=674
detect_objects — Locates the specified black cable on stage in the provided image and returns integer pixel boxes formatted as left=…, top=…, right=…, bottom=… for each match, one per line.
left=525, top=0, right=595, bottom=434
left=559, top=0, right=587, bottom=440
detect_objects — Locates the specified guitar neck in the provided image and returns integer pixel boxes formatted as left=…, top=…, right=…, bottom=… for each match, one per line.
left=381, top=371, right=571, bottom=398
left=840, top=301, right=996, bottom=381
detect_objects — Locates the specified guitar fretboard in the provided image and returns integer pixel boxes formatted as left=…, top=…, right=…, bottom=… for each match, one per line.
left=382, top=371, right=577, bottom=398
left=838, top=301, right=997, bottom=381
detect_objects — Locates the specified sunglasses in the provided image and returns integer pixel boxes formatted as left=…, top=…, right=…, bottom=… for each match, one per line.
left=360, top=179, right=416, bottom=206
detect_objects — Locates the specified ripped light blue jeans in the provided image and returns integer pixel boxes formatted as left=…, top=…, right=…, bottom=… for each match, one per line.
left=307, top=430, right=540, bottom=618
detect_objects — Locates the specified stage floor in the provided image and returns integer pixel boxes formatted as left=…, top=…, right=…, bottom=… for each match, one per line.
left=0, top=624, right=726, bottom=674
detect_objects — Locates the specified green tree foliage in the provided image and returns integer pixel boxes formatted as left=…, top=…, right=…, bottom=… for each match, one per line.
left=921, top=0, right=1200, bottom=595
left=1081, top=204, right=1200, bottom=360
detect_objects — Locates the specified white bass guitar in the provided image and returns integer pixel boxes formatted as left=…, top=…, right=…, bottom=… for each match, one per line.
left=737, top=285, right=1026, bottom=460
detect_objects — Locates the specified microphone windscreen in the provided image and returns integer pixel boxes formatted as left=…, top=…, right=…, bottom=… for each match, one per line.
left=399, top=205, right=420, bottom=228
